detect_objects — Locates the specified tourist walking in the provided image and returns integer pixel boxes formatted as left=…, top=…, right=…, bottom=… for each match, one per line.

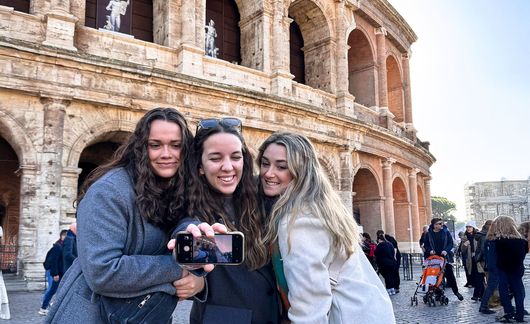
left=39, top=229, right=67, bottom=316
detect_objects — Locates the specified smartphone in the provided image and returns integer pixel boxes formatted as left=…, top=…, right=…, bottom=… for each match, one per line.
left=175, top=231, right=245, bottom=265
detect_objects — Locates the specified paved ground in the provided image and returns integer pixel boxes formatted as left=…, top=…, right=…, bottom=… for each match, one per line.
left=2, top=261, right=530, bottom=323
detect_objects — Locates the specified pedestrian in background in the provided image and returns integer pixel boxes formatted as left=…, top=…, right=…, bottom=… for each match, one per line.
left=39, top=229, right=67, bottom=316
left=419, top=225, right=429, bottom=252
left=423, top=217, right=464, bottom=301
left=491, top=216, right=527, bottom=323
left=376, top=229, right=401, bottom=293
left=62, top=223, right=77, bottom=274
left=375, top=234, right=399, bottom=296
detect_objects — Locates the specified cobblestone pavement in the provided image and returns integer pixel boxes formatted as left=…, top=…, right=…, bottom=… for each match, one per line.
left=2, top=263, right=530, bottom=323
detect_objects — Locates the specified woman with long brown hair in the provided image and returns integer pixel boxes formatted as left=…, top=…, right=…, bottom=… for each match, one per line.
left=488, top=216, right=527, bottom=322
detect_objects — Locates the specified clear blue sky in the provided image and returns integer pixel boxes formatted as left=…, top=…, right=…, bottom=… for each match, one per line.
left=389, top=1, right=530, bottom=220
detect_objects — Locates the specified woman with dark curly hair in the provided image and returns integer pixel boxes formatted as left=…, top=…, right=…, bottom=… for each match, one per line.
left=178, top=118, right=280, bottom=324
left=45, top=108, right=214, bottom=323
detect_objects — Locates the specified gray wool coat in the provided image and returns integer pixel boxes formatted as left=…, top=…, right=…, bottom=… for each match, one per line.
left=45, top=168, right=183, bottom=323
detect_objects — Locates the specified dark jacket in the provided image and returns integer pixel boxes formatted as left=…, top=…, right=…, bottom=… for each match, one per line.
left=46, top=242, right=64, bottom=277
left=495, top=238, right=527, bottom=273
left=374, top=241, right=397, bottom=269
left=474, top=230, right=487, bottom=263
left=423, top=224, right=454, bottom=263
left=385, top=234, right=401, bottom=266
left=62, top=230, right=77, bottom=273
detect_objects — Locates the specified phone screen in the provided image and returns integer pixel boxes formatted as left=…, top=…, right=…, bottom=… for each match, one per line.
left=176, top=232, right=244, bottom=265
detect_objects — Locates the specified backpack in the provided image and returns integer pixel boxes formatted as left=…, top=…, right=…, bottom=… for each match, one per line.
left=43, top=246, right=54, bottom=270
left=368, top=242, right=377, bottom=258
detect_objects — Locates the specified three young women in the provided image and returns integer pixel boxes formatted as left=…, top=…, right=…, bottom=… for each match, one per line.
left=256, top=132, right=394, bottom=323
left=45, top=108, right=210, bottom=323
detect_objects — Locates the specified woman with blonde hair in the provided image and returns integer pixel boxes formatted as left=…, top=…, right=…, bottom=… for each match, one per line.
left=257, top=132, right=394, bottom=323
left=488, top=216, right=527, bottom=322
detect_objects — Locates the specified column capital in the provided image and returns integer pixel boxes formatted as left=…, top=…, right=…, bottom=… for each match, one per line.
left=39, top=93, right=72, bottom=108
left=408, top=168, right=420, bottom=177
left=375, top=27, right=387, bottom=36
left=402, top=50, right=412, bottom=60
left=382, top=157, right=396, bottom=168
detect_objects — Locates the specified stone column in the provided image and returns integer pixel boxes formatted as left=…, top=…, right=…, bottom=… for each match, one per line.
left=338, top=146, right=354, bottom=215
left=335, top=1, right=355, bottom=117
left=239, top=9, right=273, bottom=72
left=153, top=0, right=180, bottom=47
left=382, top=157, right=396, bottom=235
left=177, top=0, right=204, bottom=76
left=40, top=0, right=78, bottom=51
left=408, top=168, right=421, bottom=252
left=402, top=52, right=416, bottom=140
left=271, top=3, right=293, bottom=97
left=375, top=27, right=388, bottom=109
left=16, top=165, right=43, bottom=289
left=424, top=176, right=433, bottom=224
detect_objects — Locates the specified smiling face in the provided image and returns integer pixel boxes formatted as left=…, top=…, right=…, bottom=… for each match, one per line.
left=147, top=119, right=182, bottom=179
left=199, top=132, right=244, bottom=196
left=259, top=143, right=293, bottom=197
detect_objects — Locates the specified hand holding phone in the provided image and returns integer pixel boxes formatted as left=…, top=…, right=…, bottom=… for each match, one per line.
left=175, top=231, right=244, bottom=265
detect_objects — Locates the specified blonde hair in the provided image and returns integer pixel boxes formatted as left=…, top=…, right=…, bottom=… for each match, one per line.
left=486, top=215, right=523, bottom=240
left=258, top=132, right=360, bottom=258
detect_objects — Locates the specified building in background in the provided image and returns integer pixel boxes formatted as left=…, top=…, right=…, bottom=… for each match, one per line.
left=0, top=0, right=434, bottom=289
left=465, top=179, right=530, bottom=225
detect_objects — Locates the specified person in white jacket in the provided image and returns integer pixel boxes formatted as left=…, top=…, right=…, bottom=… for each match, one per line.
left=257, top=132, right=395, bottom=323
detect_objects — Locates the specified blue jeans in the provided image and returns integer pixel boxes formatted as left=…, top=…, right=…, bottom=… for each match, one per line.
left=499, top=267, right=525, bottom=321
left=41, top=270, right=60, bottom=309
left=480, top=269, right=499, bottom=309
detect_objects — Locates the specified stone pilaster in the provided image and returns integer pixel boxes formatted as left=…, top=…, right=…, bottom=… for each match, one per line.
left=408, top=168, right=420, bottom=252
left=402, top=52, right=416, bottom=140
left=338, top=146, right=354, bottom=213
left=375, top=27, right=388, bottom=109
left=153, top=0, right=181, bottom=48
left=271, top=5, right=293, bottom=97
left=382, top=157, right=396, bottom=235
left=176, top=0, right=203, bottom=77
left=424, top=176, right=433, bottom=224
left=240, top=9, right=273, bottom=72
left=41, top=0, right=78, bottom=51
left=335, top=1, right=355, bottom=117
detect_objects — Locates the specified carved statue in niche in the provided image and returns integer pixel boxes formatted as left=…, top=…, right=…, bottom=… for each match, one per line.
left=104, top=0, right=130, bottom=32
left=205, top=19, right=219, bottom=58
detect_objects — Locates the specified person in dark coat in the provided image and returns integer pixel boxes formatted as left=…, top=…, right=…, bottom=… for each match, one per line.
left=374, top=234, right=399, bottom=295
left=423, top=217, right=464, bottom=301
left=39, top=230, right=67, bottom=315
left=490, top=216, right=528, bottom=323
left=62, top=223, right=78, bottom=274
left=473, top=220, right=491, bottom=303
left=376, top=229, right=401, bottom=292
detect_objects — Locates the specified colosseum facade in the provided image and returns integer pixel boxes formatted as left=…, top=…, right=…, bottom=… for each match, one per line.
left=0, top=0, right=434, bottom=289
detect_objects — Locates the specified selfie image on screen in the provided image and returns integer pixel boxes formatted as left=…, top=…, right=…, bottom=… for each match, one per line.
left=193, top=235, right=232, bottom=263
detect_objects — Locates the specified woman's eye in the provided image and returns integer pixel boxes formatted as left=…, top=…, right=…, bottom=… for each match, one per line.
left=149, top=143, right=160, bottom=149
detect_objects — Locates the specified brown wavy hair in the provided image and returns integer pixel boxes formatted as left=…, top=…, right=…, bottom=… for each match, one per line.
left=185, top=124, right=267, bottom=270
left=486, top=215, right=523, bottom=240
left=77, top=107, right=193, bottom=231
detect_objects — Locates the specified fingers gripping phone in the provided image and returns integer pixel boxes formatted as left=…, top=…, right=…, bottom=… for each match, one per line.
left=175, top=231, right=245, bottom=265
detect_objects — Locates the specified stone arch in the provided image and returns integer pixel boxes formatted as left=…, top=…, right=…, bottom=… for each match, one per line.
left=288, top=0, right=334, bottom=92
left=386, top=54, right=405, bottom=123
left=65, top=120, right=136, bottom=168
left=0, top=110, right=38, bottom=166
left=392, top=175, right=409, bottom=241
left=352, top=167, right=383, bottom=236
left=318, top=156, right=338, bottom=190
left=347, top=28, right=377, bottom=107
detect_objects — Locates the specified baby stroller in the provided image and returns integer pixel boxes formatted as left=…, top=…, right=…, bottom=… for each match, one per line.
left=410, top=255, right=449, bottom=306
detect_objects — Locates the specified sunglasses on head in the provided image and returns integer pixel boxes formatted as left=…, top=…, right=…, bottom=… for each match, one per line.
left=196, top=117, right=242, bottom=133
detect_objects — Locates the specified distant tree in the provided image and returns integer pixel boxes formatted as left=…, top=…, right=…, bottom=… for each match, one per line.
left=431, top=196, right=456, bottom=222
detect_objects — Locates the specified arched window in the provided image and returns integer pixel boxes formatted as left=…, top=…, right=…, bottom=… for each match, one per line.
left=206, top=0, right=241, bottom=64
left=0, top=0, right=29, bottom=13
left=289, top=19, right=305, bottom=84
left=84, top=0, right=153, bottom=42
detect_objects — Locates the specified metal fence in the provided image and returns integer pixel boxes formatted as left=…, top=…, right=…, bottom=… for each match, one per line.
left=0, top=244, right=17, bottom=273
left=401, top=253, right=423, bottom=281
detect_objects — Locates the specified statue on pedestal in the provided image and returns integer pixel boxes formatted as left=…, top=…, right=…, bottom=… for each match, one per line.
left=205, top=19, right=219, bottom=58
